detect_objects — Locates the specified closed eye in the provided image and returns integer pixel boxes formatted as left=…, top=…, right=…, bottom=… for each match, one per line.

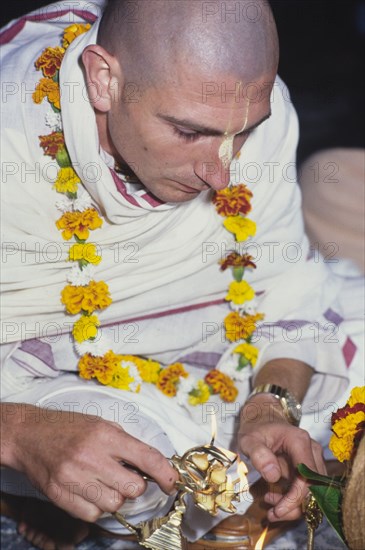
left=173, top=126, right=254, bottom=143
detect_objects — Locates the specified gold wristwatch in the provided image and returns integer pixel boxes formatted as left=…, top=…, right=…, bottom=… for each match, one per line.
left=249, top=384, right=302, bottom=426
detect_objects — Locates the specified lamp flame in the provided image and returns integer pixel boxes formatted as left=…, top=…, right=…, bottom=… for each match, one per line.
left=237, top=457, right=249, bottom=495
left=254, top=526, right=269, bottom=550
left=210, top=411, right=217, bottom=445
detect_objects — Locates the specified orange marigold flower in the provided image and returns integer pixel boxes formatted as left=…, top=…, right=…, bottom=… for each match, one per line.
left=33, top=78, right=60, bottom=109
left=63, top=23, right=91, bottom=48
left=213, top=184, right=253, bottom=217
left=205, top=370, right=238, bottom=402
left=224, top=312, right=264, bottom=342
left=220, top=252, right=256, bottom=271
left=164, top=363, right=189, bottom=380
left=39, top=131, right=65, bottom=159
left=61, top=281, right=112, bottom=315
left=35, top=46, right=65, bottom=77
left=158, top=381, right=178, bottom=398
left=78, top=350, right=121, bottom=386
left=205, top=370, right=227, bottom=393
left=56, top=208, right=103, bottom=241
left=220, top=384, right=238, bottom=403
left=156, top=372, right=178, bottom=397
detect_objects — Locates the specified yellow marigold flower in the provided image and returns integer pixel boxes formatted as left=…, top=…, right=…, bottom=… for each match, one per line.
left=78, top=350, right=120, bottom=386
left=138, top=359, right=161, bottom=383
left=56, top=208, right=103, bottom=241
left=332, top=410, right=365, bottom=438
left=233, top=342, right=259, bottom=366
left=188, top=380, right=211, bottom=406
left=61, top=281, right=112, bottom=315
left=72, top=314, right=100, bottom=343
left=348, top=386, right=365, bottom=407
left=69, top=243, right=101, bottom=265
left=224, top=312, right=264, bottom=342
left=225, top=280, right=255, bottom=305
left=54, top=167, right=80, bottom=194
left=63, top=23, right=91, bottom=48
left=35, top=46, right=65, bottom=77
left=223, top=216, right=256, bottom=242
left=33, top=77, right=60, bottom=109
left=109, top=366, right=139, bottom=392
left=329, top=433, right=353, bottom=462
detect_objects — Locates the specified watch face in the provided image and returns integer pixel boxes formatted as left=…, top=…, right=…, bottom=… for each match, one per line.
left=285, top=392, right=302, bottom=423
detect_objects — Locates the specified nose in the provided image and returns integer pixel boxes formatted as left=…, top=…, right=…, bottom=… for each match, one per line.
left=193, top=144, right=231, bottom=191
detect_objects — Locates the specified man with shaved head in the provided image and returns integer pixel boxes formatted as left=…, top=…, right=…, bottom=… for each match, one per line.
left=1, top=1, right=363, bottom=549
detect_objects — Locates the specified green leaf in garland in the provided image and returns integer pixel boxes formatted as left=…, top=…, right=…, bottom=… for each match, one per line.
left=56, top=147, right=72, bottom=168
left=237, top=355, right=250, bottom=371
left=309, top=483, right=346, bottom=544
left=297, top=463, right=344, bottom=488
left=233, top=266, right=244, bottom=282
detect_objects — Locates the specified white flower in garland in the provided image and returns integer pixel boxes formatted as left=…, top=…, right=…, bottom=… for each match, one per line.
left=73, top=189, right=93, bottom=211
left=56, top=189, right=93, bottom=213
left=56, top=196, right=74, bottom=213
left=45, top=111, right=62, bottom=131
left=241, top=298, right=258, bottom=315
left=176, top=375, right=197, bottom=406
left=67, top=263, right=96, bottom=286
left=120, top=361, right=142, bottom=392
left=75, top=334, right=112, bottom=357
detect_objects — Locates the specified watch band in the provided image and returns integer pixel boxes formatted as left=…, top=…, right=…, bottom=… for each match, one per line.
left=249, top=384, right=302, bottom=426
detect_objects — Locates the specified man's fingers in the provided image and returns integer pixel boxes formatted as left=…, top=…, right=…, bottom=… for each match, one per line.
left=112, top=432, right=178, bottom=494
left=241, top=438, right=282, bottom=483
left=269, top=477, right=309, bottom=521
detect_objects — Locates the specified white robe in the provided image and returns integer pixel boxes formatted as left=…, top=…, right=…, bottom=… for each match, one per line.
left=1, top=0, right=364, bottom=540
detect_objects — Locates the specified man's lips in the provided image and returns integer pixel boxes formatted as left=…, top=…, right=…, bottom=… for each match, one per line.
left=177, top=182, right=209, bottom=193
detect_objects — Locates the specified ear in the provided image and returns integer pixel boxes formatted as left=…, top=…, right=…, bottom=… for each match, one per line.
left=82, top=45, right=123, bottom=112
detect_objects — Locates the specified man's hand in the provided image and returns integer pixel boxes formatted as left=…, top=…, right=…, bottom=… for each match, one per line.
left=1, top=403, right=178, bottom=522
left=238, top=394, right=326, bottom=522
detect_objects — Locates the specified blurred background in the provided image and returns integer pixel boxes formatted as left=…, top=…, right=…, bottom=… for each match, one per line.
left=1, top=0, right=364, bottom=164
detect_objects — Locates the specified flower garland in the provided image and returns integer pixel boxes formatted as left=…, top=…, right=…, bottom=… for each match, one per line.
left=329, top=386, right=365, bottom=462
left=32, top=24, right=264, bottom=407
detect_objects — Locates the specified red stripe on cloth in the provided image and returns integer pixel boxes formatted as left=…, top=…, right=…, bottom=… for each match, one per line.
left=109, top=169, right=141, bottom=207
left=342, top=337, right=357, bottom=368
left=102, top=297, right=227, bottom=328
left=140, top=191, right=165, bottom=207
left=110, top=169, right=165, bottom=208
left=0, top=9, right=97, bottom=45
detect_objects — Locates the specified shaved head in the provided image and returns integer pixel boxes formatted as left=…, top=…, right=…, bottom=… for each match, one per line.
left=86, top=0, right=279, bottom=204
left=98, top=0, right=279, bottom=87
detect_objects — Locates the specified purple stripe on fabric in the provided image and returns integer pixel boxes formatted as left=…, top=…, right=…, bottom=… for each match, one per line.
left=342, top=337, right=357, bottom=368
left=19, top=339, right=57, bottom=371
left=12, top=358, right=47, bottom=377
left=264, top=320, right=310, bottom=330
left=324, top=308, right=344, bottom=326
left=0, top=10, right=97, bottom=45
left=177, top=351, right=222, bottom=369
